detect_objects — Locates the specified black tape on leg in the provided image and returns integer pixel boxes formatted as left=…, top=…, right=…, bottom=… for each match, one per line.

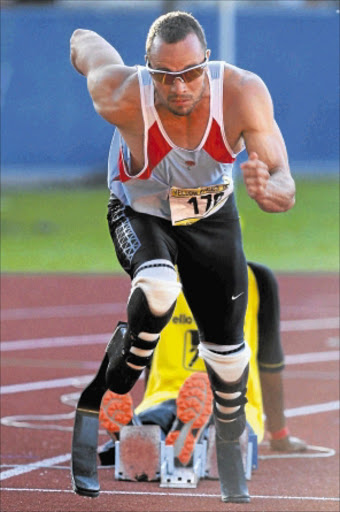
left=105, top=289, right=176, bottom=394
left=105, top=322, right=136, bottom=395
left=105, top=323, right=157, bottom=394
left=105, top=289, right=176, bottom=395
left=205, top=362, right=249, bottom=441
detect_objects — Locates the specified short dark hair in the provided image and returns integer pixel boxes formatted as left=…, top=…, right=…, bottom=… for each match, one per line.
left=146, top=11, right=207, bottom=58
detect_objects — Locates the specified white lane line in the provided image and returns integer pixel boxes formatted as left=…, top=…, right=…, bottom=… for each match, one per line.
left=259, top=444, right=336, bottom=460
left=0, top=333, right=111, bottom=352
left=0, top=454, right=71, bottom=481
left=285, top=351, right=339, bottom=365
left=281, top=317, right=339, bottom=331
left=1, top=351, right=339, bottom=395
left=0, top=375, right=93, bottom=395
left=1, top=303, right=125, bottom=320
left=0, top=487, right=339, bottom=501
left=1, top=315, right=339, bottom=352
left=1, top=299, right=338, bottom=331
left=285, top=401, right=339, bottom=417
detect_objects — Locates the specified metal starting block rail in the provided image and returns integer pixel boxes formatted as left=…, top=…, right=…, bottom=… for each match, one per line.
left=159, top=438, right=208, bottom=488
left=114, top=424, right=257, bottom=489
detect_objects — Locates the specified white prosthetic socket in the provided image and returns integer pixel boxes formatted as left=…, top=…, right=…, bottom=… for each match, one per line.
left=126, top=259, right=182, bottom=370
left=199, top=341, right=250, bottom=440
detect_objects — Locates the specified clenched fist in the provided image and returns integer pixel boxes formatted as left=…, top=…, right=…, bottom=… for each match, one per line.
left=240, top=152, right=270, bottom=203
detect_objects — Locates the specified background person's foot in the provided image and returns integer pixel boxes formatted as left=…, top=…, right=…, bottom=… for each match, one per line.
left=270, top=435, right=307, bottom=452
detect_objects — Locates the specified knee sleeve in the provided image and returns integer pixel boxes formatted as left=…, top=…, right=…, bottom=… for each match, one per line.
left=130, top=259, right=182, bottom=316
left=125, top=260, right=181, bottom=372
left=199, top=342, right=250, bottom=440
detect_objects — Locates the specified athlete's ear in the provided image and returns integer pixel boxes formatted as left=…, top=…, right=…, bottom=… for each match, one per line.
left=206, top=49, right=211, bottom=60
left=144, top=54, right=147, bottom=63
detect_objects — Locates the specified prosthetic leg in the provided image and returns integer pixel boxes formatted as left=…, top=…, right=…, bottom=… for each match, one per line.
left=106, top=261, right=181, bottom=395
left=199, top=342, right=251, bottom=503
left=71, top=260, right=181, bottom=497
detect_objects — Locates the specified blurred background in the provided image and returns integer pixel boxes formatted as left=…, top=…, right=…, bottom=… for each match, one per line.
left=1, top=0, right=339, bottom=273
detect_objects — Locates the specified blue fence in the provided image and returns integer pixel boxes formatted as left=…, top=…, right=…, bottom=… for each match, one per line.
left=1, top=4, right=338, bottom=182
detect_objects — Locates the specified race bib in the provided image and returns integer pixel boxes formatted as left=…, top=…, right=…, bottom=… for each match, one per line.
left=169, top=179, right=233, bottom=226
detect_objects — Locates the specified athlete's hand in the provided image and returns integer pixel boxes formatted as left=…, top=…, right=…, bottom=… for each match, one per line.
left=240, top=152, right=270, bottom=203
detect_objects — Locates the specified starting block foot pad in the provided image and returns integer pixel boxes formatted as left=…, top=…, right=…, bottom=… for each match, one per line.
left=115, top=425, right=161, bottom=481
left=216, top=435, right=250, bottom=503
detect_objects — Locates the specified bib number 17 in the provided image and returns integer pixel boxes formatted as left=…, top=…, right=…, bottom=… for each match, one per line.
left=188, top=192, right=225, bottom=215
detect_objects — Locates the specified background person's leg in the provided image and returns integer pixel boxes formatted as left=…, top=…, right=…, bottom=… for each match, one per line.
left=248, top=261, right=307, bottom=452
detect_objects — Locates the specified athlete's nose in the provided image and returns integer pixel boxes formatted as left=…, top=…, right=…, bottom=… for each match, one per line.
left=170, top=76, right=186, bottom=91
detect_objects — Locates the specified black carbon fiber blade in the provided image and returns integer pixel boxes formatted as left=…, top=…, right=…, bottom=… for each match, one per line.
left=215, top=435, right=250, bottom=503
left=71, top=353, right=109, bottom=497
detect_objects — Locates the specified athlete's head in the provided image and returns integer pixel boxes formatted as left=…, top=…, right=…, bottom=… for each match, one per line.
left=146, top=11, right=207, bottom=57
left=145, top=12, right=210, bottom=116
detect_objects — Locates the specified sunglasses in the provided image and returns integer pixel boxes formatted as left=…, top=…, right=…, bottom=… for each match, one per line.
left=146, top=57, right=208, bottom=85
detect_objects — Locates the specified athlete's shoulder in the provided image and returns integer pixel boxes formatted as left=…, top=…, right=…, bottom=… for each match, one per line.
left=222, top=63, right=267, bottom=94
left=222, top=63, right=272, bottom=115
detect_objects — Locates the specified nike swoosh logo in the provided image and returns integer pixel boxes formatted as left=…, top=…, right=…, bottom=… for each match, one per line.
left=231, top=292, right=244, bottom=301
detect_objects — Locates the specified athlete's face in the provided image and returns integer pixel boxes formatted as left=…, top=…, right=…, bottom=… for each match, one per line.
left=147, top=33, right=210, bottom=116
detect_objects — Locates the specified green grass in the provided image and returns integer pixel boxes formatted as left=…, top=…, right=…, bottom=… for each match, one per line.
left=1, top=179, right=338, bottom=273
left=235, top=178, right=339, bottom=271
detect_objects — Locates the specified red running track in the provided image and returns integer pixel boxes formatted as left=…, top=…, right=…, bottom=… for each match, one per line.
left=0, top=273, right=339, bottom=512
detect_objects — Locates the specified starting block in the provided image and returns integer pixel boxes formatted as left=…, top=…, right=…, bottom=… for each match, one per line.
left=114, top=423, right=257, bottom=488
left=160, top=435, right=208, bottom=488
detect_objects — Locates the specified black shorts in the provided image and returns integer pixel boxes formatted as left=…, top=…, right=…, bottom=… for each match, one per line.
left=107, top=193, right=248, bottom=346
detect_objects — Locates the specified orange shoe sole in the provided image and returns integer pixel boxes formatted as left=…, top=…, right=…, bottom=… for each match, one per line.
left=99, top=390, right=133, bottom=434
left=165, top=372, right=213, bottom=466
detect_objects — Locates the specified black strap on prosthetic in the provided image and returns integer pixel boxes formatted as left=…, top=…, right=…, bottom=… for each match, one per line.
left=106, top=289, right=176, bottom=395
left=126, top=287, right=176, bottom=369
left=125, top=333, right=158, bottom=368
left=205, top=361, right=249, bottom=441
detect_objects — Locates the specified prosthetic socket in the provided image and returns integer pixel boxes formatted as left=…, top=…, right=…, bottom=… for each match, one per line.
left=106, top=260, right=181, bottom=394
left=199, top=341, right=250, bottom=441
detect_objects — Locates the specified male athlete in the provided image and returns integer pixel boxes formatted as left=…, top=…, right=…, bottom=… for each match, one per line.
left=70, top=11, right=295, bottom=502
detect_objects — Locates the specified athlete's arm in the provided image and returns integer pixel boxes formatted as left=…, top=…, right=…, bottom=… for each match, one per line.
left=70, top=29, right=138, bottom=126
left=236, top=74, right=295, bottom=213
